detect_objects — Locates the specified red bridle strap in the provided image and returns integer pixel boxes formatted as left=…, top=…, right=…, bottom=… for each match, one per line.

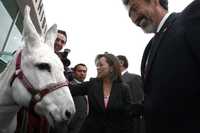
left=10, top=51, right=69, bottom=114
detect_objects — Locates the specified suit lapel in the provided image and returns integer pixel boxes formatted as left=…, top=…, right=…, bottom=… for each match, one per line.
left=141, top=39, right=153, bottom=81
left=95, top=79, right=106, bottom=111
left=144, top=13, right=177, bottom=82
left=106, top=83, right=116, bottom=110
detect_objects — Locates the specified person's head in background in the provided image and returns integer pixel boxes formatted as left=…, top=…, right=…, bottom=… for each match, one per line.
left=122, top=0, right=168, bottom=33
left=117, top=55, right=129, bottom=72
left=54, top=29, right=67, bottom=52
left=73, top=63, right=87, bottom=82
left=95, top=52, right=122, bottom=82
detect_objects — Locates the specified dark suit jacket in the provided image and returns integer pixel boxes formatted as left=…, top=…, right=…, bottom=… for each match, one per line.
left=122, top=72, right=145, bottom=133
left=141, top=1, right=200, bottom=133
left=70, top=78, right=133, bottom=133
left=122, top=72, right=144, bottom=103
left=68, top=80, right=87, bottom=133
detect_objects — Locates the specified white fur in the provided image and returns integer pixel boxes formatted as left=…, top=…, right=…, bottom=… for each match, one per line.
left=0, top=5, right=75, bottom=131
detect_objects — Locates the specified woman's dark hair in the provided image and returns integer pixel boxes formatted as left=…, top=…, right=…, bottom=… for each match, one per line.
left=95, top=52, right=122, bottom=82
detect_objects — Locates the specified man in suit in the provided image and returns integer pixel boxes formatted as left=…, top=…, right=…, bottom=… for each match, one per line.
left=122, top=0, right=200, bottom=132
left=117, top=55, right=144, bottom=133
left=117, top=55, right=143, bottom=104
left=68, top=63, right=88, bottom=133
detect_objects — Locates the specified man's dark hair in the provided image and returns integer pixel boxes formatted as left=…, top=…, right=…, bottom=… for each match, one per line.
left=74, top=63, right=87, bottom=71
left=159, top=0, right=168, bottom=10
left=122, top=0, right=129, bottom=5
left=58, top=29, right=67, bottom=43
left=122, top=0, right=168, bottom=10
left=117, top=55, right=129, bottom=69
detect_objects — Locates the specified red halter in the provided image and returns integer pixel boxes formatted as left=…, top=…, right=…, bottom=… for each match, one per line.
left=10, top=51, right=69, bottom=113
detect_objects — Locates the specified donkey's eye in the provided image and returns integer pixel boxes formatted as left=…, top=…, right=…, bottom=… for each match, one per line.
left=35, top=63, right=51, bottom=72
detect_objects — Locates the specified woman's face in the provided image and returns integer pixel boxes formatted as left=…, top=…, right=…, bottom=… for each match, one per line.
left=96, top=57, right=111, bottom=79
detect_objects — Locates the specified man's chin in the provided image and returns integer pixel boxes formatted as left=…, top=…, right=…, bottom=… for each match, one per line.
left=140, top=23, right=157, bottom=33
left=142, top=29, right=153, bottom=33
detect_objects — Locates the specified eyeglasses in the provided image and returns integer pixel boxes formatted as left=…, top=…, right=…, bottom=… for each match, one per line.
left=56, top=38, right=66, bottom=44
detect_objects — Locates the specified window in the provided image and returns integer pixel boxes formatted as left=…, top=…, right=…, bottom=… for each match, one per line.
left=0, top=1, right=12, bottom=51
left=0, top=0, right=23, bottom=72
left=5, top=19, right=23, bottom=53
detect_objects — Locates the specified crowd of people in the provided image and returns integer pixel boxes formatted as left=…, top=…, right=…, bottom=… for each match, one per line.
left=11, top=0, right=200, bottom=132
left=14, top=27, right=144, bottom=133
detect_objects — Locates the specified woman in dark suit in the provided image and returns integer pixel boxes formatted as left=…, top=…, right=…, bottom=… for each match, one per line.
left=69, top=52, right=133, bottom=133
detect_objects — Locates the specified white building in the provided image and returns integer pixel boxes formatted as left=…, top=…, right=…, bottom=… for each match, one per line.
left=0, top=0, right=47, bottom=72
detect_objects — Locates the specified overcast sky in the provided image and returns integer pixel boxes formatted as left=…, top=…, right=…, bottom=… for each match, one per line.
left=43, top=0, right=193, bottom=80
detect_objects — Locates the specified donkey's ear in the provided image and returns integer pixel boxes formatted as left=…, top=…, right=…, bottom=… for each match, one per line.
left=22, top=5, right=40, bottom=48
left=45, top=24, right=57, bottom=50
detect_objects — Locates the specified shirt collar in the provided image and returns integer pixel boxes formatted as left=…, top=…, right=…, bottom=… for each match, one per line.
left=156, top=12, right=171, bottom=33
left=74, top=79, right=82, bottom=84
left=122, top=69, right=128, bottom=75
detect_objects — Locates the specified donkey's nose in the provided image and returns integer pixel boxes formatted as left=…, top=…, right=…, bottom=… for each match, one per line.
left=65, top=110, right=71, bottom=118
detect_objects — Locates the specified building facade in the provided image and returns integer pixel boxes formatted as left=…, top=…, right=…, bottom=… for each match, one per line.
left=0, top=0, right=47, bottom=72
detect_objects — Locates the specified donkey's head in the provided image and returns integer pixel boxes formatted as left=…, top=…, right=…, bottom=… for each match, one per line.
left=11, top=5, right=75, bottom=125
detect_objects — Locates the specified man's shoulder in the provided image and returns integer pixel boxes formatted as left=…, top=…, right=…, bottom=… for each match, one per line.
left=125, top=72, right=141, bottom=78
left=181, top=0, right=200, bottom=21
left=123, top=72, right=141, bottom=82
left=182, top=0, right=200, bottom=13
left=88, top=77, right=101, bottom=84
left=89, top=77, right=98, bottom=81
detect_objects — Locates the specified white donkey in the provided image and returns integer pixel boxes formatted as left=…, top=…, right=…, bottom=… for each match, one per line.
left=0, top=5, right=75, bottom=132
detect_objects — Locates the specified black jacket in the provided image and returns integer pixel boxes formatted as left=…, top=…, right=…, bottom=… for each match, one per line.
left=141, top=1, right=200, bottom=132
left=70, top=78, right=133, bottom=133
left=122, top=72, right=143, bottom=104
